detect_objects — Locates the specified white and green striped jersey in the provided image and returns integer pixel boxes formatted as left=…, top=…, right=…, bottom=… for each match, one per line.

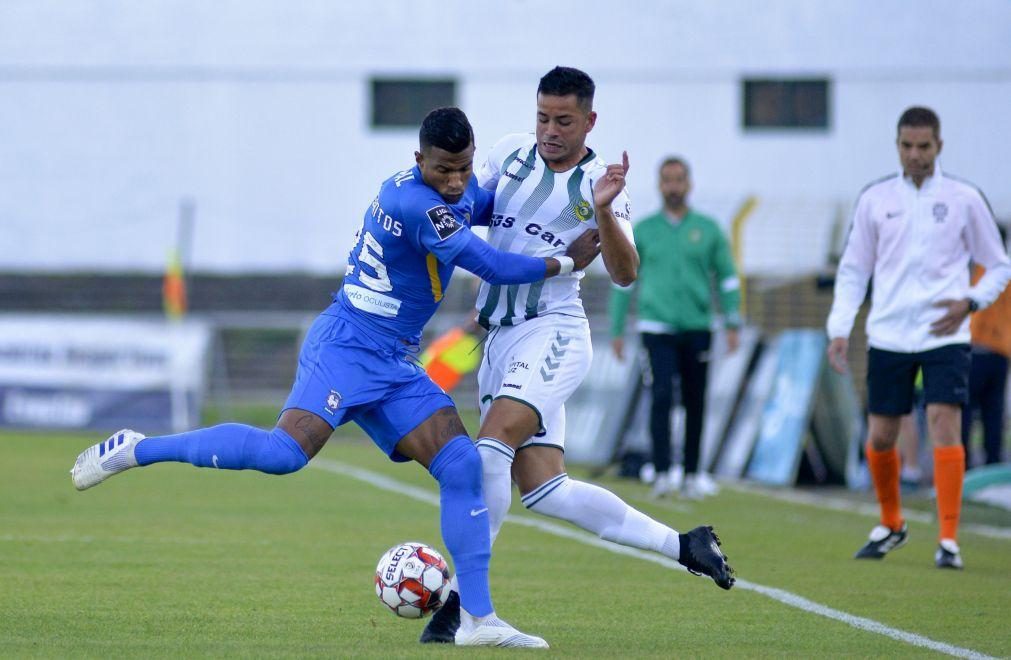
left=474, top=133, right=633, bottom=327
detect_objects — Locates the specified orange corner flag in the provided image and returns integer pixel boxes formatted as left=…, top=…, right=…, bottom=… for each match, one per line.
left=163, top=250, right=188, bottom=319
left=420, top=327, right=481, bottom=392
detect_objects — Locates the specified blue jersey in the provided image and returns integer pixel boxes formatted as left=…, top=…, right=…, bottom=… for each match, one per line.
left=286, top=163, right=545, bottom=456
left=337, top=165, right=493, bottom=343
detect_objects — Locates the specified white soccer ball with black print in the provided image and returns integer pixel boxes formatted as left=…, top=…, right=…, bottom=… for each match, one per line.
left=374, top=541, right=451, bottom=619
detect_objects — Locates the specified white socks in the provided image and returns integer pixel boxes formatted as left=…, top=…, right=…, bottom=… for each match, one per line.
left=476, top=436, right=681, bottom=561
left=460, top=609, right=502, bottom=633
left=476, top=437, right=516, bottom=543
left=521, top=473, right=681, bottom=560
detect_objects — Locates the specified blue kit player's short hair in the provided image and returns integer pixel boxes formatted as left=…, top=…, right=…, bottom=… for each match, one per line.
left=419, top=107, right=474, bottom=153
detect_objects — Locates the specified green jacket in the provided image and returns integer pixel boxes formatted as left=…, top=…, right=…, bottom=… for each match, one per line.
left=609, top=208, right=741, bottom=337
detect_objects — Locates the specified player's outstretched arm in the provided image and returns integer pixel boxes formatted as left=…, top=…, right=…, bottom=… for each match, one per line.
left=450, top=231, right=598, bottom=284
left=563, top=228, right=602, bottom=271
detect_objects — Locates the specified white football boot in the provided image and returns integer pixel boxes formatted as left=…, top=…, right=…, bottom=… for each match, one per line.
left=455, top=614, right=549, bottom=648
left=70, top=429, right=145, bottom=491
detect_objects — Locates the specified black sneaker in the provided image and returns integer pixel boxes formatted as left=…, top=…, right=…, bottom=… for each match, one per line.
left=419, top=589, right=460, bottom=644
left=678, top=526, right=735, bottom=590
left=935, top=539, right=964, bottom=569
left=854, top=523, right=908, bottom=559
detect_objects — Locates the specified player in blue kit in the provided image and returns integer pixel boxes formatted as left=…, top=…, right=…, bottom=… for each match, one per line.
left=70, top=107, right=599, bottom=648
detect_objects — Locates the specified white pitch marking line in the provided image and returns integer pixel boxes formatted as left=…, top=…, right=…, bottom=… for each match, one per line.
left=311, top=458, right=997, bottom=660
left=0, top=533, right=271, bottom=546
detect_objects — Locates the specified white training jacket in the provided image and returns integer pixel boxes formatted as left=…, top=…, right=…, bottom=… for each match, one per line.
left=827, top=164, right=1011, bottom=353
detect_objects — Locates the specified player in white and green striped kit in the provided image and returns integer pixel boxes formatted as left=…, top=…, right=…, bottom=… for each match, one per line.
left=421, top=66, right=734, bottom=644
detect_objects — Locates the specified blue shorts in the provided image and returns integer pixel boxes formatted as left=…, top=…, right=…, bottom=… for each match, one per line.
left=282, top=305, right=455, bottom=462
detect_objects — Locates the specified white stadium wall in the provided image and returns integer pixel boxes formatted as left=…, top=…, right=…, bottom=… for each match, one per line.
left=2, top=0, right=1009, bottom=274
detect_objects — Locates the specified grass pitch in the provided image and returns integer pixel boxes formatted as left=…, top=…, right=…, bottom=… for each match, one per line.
left=1, top=424, right=1008, bottom=658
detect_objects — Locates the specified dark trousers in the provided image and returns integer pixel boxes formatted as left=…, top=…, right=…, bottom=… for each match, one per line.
left=961, top=348, right=1009, bottom=466
left=641, top=331, right=711, bottom=475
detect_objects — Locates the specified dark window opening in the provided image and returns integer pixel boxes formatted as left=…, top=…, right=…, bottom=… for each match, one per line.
left=371, top=78, right=457, bottom=128
left=743, top=79, right=830, bottom=129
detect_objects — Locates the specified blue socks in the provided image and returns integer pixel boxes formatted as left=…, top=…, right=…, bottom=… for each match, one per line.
left=135, top=428, right=491, bottom=614
left=134, top=424, right=309, bottom=474
left=429, top=435, right=494, bottom=617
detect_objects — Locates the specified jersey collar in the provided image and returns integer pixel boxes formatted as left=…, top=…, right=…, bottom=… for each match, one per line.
left=662, top=207, right=690, bottom=225
left=900, top=161, right=942, bottom=192
left=537, top=146, right=596, bottom=172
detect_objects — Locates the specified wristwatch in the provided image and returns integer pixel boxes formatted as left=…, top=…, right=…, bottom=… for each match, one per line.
left=967, top=298, right=979, bottom=313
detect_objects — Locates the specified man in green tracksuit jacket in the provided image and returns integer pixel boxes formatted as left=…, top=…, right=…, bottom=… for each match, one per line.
left=609, top=156, right=741, bottom=499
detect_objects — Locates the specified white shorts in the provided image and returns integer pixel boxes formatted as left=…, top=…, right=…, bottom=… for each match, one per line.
left=477, top=314, right=592, bottom=450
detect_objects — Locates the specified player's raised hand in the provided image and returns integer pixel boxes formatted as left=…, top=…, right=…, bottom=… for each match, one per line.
left=565, top=229, right=601, bottom=271
left=593, top=151, right=629, bottom=208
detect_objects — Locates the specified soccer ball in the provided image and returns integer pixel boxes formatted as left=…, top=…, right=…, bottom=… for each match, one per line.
left=374, top=541, right=451, bottom=619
